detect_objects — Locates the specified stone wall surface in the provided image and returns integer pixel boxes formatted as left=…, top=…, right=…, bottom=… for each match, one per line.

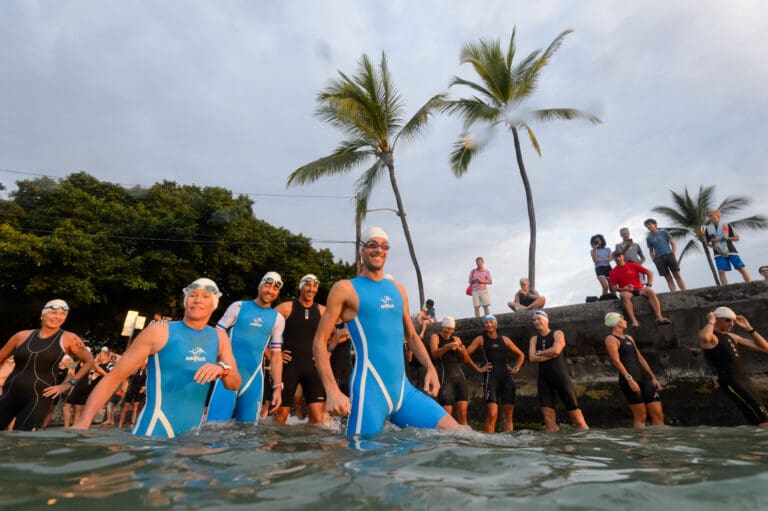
left=419, top=281, right=768, bottom=429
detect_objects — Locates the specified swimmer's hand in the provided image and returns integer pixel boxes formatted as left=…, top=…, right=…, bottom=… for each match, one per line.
left=194, top=362, right=226, bottom=384
left=282, top=350, right=293, bottom=363
left=268, top=391, right=282, bottom=414
left=42, top=383, right=70, bottom=398
left=628, top=378, right=641, bottom=394
left=423, top=367, right=441, bottom=397
left=326, top=388, right=351, bottom=416
left=478, top=363, right=492, bottom=373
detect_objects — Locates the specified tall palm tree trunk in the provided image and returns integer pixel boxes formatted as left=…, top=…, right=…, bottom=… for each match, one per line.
left=383, top=153, right=425, bottom=307
left=511, top=127, right=537, bottom=289
left=699, top=238, right=721, bottom=286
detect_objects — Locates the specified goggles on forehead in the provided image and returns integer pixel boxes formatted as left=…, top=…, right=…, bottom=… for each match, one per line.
left=44, top=304, right=70, bottom=311
left=184, top=282, right=220, bottom=294
left=301, top=276, right=319, bottom=285
left=261, top=277, right=283, bottom=289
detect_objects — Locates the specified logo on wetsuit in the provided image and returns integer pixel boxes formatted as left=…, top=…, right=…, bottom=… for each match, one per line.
left=186, top=347, right=208, bottom=363
left=380, top=296, right=395, bottom=310
left=249, top=317, right=264, bottom=328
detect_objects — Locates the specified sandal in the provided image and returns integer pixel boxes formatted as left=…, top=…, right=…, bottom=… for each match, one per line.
left=655, top=318, right=672, bottom=325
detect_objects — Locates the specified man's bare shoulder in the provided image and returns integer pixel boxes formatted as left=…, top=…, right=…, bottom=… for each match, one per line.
left=274, top=301, right=293, bottom=316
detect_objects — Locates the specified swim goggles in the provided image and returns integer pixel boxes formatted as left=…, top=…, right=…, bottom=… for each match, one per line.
left=363, top=240, right=390, bottom=251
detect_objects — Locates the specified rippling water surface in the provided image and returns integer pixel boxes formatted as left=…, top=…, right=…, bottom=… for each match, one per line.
left=1, top=423, right=766, bottom=510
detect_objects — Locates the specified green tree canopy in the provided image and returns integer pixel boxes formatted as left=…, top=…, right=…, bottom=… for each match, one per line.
left=0, top=172, right=353, bottom=345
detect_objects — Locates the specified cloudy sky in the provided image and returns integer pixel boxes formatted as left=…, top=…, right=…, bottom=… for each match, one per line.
left=2, top=0, right=767, bottom=320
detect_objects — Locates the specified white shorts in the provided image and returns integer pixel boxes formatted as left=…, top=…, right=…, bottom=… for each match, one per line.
left=472, top=290, right=491, bottom=307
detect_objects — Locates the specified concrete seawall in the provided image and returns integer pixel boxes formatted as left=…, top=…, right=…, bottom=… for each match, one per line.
left=419, top=281, right=768, bottom=428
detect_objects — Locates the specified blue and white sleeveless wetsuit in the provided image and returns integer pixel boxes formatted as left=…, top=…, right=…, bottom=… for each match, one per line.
left=207, top=300, right=284, bottom=422
left=132, top=321, right=219, bottom=438
left=346, top=276, right=446, bottom=436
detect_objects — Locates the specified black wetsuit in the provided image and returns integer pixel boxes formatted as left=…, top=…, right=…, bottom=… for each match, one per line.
left=0, top=329, right=66, bottom=430
left=66, top=362, right=90, bottom=405
left=481, top=334, right=516, bottom=406
left=704, top=331, right=768, bottom=425
left=281, top=300, right=325, bottom=404
left=434, top=335, right=468, bottom=406
left=124, top=367, right=147, bottom=405
left=331, top=338, right=352, bottom=397
left=536, top=331, right=579, bottom=411
left=613, top=335, right=660, bottom=404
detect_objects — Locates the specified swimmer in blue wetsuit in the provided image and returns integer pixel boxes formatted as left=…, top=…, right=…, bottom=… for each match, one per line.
left=311, top=226, right=461, bottom=437
left=208, top=271, right=285, bottom=423
left=74, top=278, right=241, bottom=438
left=528, top=310, right=589, bottom=432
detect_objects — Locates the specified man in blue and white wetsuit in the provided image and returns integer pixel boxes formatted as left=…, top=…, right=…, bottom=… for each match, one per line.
left=207, top=271, right=284, bottom=422
left=312, top=226, right=461, bottom=437
left=74, top=278, right=241, bottom=438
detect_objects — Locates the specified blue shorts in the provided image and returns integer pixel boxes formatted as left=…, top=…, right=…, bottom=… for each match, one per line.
left=715, top=254, right=745, bottom=272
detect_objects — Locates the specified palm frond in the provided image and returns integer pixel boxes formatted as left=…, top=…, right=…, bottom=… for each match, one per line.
left=717, top=195, right=751, bottom=215
left=393, top=93, right=446, bottom=147
left=441, top=98, right=500, bottom=129
left=505, top=26, right=517, bottom=71
left=449, top=136, right=482, bottom=177
left=725, top=214, right=768, bottom=231
left=678, top=238, right=700, bottom=263
left=531, top=108, right=601, bottom=124
left=459, top=37, right=508, bottom=102
left=353, top=160, right=386, bottom=221
left=448, top=76, right=500, bottom=106
left=520, top=122, right=541, bottom=156
left=287, top=148, right=372, bottom=187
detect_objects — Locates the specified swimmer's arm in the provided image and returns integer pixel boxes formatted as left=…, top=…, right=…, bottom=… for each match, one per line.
left=503, top=337, right=525, bottom=372
left=215, top=328, right=241, bottom=391
left=604, top=335, right=631, bottom=377
left=429, top=333, right=453, bottom=359
left=0, top=330, right=30, bottom=364
left=313, top=281, right=352, bottom=397
left=266, top=314, right=285, bottom=411
left=528, top=336, right=542, bottom=362
left=43, top=333, right=95, bottom=398
left=464, top=336, right=483, bottom=356
left=698, top=313, right=718, bottom=349
left=74, top=324, right=165, bottom=429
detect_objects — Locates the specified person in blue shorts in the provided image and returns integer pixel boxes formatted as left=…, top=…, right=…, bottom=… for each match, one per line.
left=208, top=272, right=285, bottom=423
left=312, top=226, right=461, bottom=437
left=705, top=209, right=752, bottom=285
left=74, top=278, right=241, bottom=438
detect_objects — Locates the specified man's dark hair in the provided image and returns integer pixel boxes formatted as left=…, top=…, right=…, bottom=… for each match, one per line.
left=644, top=218, right=657, bottom=226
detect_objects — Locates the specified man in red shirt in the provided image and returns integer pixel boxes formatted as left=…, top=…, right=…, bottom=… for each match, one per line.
left=609, top=252, right=671, bottom=328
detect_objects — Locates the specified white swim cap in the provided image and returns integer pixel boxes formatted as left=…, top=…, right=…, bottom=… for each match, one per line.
left=259, top=271, right=283, bottom=289
left=42, top=299, right=69, bottom=316
left=183, top=278, right=222, bottom=309
left=713, top=306, right=736, bottom=319
left=361, top=226, right=389, bottom=244
left=441, top=316, right=456, bottom=328
left=604, top=312, right=623, bottom=328
left=299, top=274, right=319, bottom=289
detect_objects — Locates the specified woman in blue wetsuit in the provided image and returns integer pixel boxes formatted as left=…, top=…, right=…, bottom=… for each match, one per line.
left=0, top=299, right=94, bottom=431
left=74, top=279, right=242, bottom=438
left=603, top=312, right=664, bottom=427
left=528, top=310, right=589, bottom=432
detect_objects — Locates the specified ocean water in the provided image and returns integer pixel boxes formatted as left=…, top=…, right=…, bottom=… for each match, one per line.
left=0, top=422, right=766, bottom=510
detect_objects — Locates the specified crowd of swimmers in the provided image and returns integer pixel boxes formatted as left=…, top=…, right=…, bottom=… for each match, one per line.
left=1, top=226, right=766, bottom=441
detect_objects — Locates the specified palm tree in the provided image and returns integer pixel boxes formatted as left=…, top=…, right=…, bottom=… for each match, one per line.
left=442, top=27, right=600, bottom=289
left=652, top=185, right=767, bottom=286
left=287, top=52, right=444, bottom=307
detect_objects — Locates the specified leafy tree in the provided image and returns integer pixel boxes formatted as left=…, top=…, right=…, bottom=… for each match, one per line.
left=652, top=185, right=767, bottom=286
left=443, top=27, right=600, bottom=288
left=0, top=173, right=354, bottom=343
left=287, top=52, right=444, bottom=307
